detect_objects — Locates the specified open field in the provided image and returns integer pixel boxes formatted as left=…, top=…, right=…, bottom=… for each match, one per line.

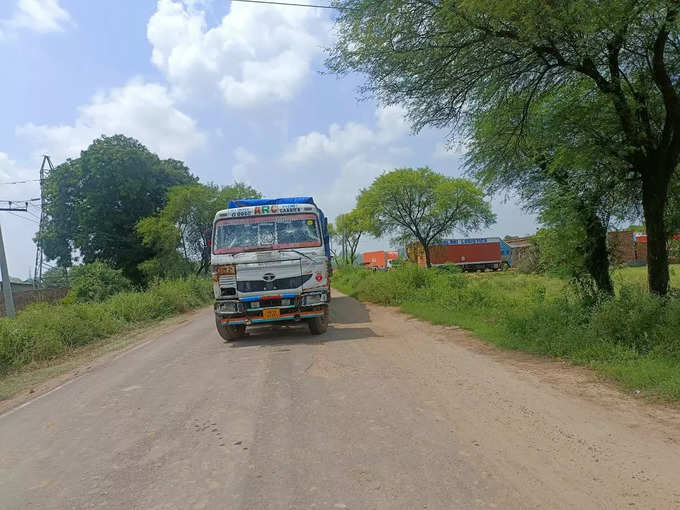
left=333, top=265, right=680, bottom=400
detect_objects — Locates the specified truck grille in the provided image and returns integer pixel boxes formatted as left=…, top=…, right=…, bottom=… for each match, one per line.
left=219, top=275, right=236, bottom=287
left=219, top=275, right=237, bottom=297
left=237, top=274, right=312, bottom=293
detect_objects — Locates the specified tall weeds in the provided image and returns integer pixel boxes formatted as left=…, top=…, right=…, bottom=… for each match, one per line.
left=0, top=277, right=212, bottom=374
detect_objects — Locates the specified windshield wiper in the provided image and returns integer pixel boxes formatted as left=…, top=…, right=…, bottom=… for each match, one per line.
left=281, top=248, right=315, bottom=262
left=232, top=245, right=273, bottom=257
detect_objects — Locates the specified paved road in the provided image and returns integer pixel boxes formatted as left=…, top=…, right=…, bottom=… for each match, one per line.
left=1, top=293, right=679, bottom=509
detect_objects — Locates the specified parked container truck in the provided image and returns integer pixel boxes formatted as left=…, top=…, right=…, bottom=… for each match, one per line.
left=412, top=237, right=512, bottom=271
left=362, top=250, right=399, bottom=270
left=210, top=197, right=331, bottom=341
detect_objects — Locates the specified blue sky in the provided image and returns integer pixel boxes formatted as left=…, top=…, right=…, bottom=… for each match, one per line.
left=0, top=0, right=536, bottom=278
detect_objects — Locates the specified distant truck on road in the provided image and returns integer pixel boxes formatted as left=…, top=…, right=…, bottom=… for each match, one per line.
left=409, top=238, right=512, bottom=271
left=210, top=197, right=331, bottom=341
left=362, top=250, right=399, bottom=270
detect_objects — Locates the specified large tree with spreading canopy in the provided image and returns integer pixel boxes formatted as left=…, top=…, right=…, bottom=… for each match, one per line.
left=328, top=0, right=680, bottom=294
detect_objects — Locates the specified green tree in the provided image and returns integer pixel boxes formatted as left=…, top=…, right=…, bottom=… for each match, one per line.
left=41, top=266, right=70, bottom=288
left=468, top=86, right=639, bottom=295
left=39, top=135, right=196, bottom=282
left=328, top=0, right=680, bottom=294
left=136, top=182, right=261, bottom=278
left=356, top=168, right=495, bottom=267
left=68, top=261, right=133, bottom=302
left=330, top=209, right=369, bottom=265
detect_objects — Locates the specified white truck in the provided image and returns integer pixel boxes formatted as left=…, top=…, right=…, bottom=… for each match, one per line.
left=210, top=197, right=331, bottom=341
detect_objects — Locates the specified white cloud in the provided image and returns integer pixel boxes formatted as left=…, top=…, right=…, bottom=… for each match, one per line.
left=17, top=78, right=206, bottom=162
left=0, top=152, right=39, bottom=198
left=231, top=147, right=257, bottom=183
left=433, top=139, right=469, bottom=159
left=1, top=0, right=74, bottom=36
left=147, top=0, right=329, bottom=108
left=282, top=105, right=409, bottom=165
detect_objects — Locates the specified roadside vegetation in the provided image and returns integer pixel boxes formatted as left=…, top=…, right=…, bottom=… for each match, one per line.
left=334, top=264, right=680, bottom=400
left=0, top=265, right=211, bottom=378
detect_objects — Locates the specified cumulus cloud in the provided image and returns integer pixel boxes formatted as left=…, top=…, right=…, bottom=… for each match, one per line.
left=433, top=140, right=468, bottom=159
left=17, top=79, right=206, bottom=162
left=1, top=0, right=74, bottom=36
left=147, top=0, right=330, bottom=108
left=282, top=105, right=409, bottom=165
left=231, top=147, right=257, bottom=183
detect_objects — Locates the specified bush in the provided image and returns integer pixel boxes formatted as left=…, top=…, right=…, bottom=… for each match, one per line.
left=68, top=262, right=133, bottom=302
left=0, top=276, right=212, bottom=374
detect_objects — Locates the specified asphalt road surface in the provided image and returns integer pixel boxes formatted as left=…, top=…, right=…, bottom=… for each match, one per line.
left=1, top=292, right=679, bottom=509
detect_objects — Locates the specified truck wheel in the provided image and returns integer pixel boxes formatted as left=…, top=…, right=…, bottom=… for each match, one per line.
left=215, top=317, right=246, bottom=341
left=307, top=307, right=329, bottom=335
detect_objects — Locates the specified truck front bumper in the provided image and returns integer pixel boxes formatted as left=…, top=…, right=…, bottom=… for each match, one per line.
left=220, top=307, right=326, bottom=326
left=215, top=291, right=328, bottom=326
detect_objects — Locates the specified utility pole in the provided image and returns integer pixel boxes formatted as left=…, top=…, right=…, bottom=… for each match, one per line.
left=0, top=200, right=27, bottom=318
left=0, top=221, right=15, bottom=318
left=33, top=155, right=53, bottom=288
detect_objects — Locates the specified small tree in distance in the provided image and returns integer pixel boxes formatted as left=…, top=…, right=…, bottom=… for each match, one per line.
left=330, top=209, right=369, bottom=265
left=356, top=168, right=495, bottom=268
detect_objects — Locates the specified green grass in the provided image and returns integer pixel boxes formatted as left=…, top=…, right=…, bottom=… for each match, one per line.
left=0, top=276, right=212, bottom=376
left=333, top=264, right=680, bottom=401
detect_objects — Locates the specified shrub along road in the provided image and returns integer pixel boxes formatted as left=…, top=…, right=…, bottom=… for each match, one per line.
left=0, top=292, right=679, bottom=509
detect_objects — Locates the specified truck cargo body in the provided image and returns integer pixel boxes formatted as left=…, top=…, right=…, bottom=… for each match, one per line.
left=411, top=237, right=510, bottom=271
left=362, top=250, right=399, bottom=270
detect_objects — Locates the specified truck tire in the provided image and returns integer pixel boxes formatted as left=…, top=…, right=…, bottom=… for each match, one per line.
left=215, top=316, right=246, bottom=341
left=307, top=307, right=329, bottom=335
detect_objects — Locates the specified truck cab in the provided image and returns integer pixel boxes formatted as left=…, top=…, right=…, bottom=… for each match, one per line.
left=210, top=197, right=331, bottom=341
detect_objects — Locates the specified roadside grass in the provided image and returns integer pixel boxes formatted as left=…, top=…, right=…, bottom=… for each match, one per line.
left=0, top=312, right=200, bottom=402
left=0, top=277, right=212, bottom=382
left=333, top=264, right=680, bottom=401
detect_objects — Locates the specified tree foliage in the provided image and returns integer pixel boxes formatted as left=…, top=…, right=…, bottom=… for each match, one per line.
left=136, top=182, right=261, bottom=278
left=329, top=0, right=680, bottom=294
left=68, top=261, right=133, bottom=302
left=467, top=85, right=640, bottom=295
left=40, top=135, right=196, bottom=283
left=329, top=209, right=369, bottom=265
left=356, top=168, right=494, bottom=267
left=41, top=266, right=70, bottom=288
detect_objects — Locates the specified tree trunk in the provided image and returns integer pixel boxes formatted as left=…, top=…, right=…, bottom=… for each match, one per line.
left=583, top=212, right=614, bottom=296
left=641, top=161, right=672, bottom=296
left=423, top=243, right=432, bottom=268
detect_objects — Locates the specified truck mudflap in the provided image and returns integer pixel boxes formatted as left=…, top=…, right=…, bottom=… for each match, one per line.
left=221, top=308, right=326, bottom=326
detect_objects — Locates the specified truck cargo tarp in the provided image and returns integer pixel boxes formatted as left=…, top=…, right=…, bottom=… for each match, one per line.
left=227, top=197, right=316, bottom=208
left=226, top=197, right=331, bottom=259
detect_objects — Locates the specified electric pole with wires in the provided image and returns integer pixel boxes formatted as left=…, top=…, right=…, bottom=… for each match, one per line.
left=33, top=155, right=54, bottom=288
left=0, top=200, right=28, bottom=318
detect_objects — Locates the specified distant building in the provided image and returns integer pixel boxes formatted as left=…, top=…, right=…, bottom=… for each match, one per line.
left=505, top=236, right=534, bottom=268
left=0, top=280, right=34, bottom=293
left=608, top=231, right=636, bottom=265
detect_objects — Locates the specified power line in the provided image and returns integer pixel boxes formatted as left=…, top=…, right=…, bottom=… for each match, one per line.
left=0, top=178, right=41, bottom=185
left=230, top=0, right=344, bottom=9
left=7, top=211, right=39, bottom=224
left=23, top=209, right=41, bottom=220
left=0, top=198, right=40, bottom=203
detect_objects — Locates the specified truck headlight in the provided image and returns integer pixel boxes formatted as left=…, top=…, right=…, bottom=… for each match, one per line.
left=216, top=301, right=242, bottom=313
left=302, top=292, right=327, bottom=306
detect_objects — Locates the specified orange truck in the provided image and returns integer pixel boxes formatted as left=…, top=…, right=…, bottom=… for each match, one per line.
left=362, top=250, right=399, bottom=270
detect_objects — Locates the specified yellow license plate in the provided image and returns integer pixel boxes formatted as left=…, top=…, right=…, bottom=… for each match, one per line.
left=262, top=308, right=280, bottom=320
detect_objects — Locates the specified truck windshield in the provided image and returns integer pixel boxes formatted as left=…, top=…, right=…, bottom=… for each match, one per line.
left=213, top=213, right=322, bottom=254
